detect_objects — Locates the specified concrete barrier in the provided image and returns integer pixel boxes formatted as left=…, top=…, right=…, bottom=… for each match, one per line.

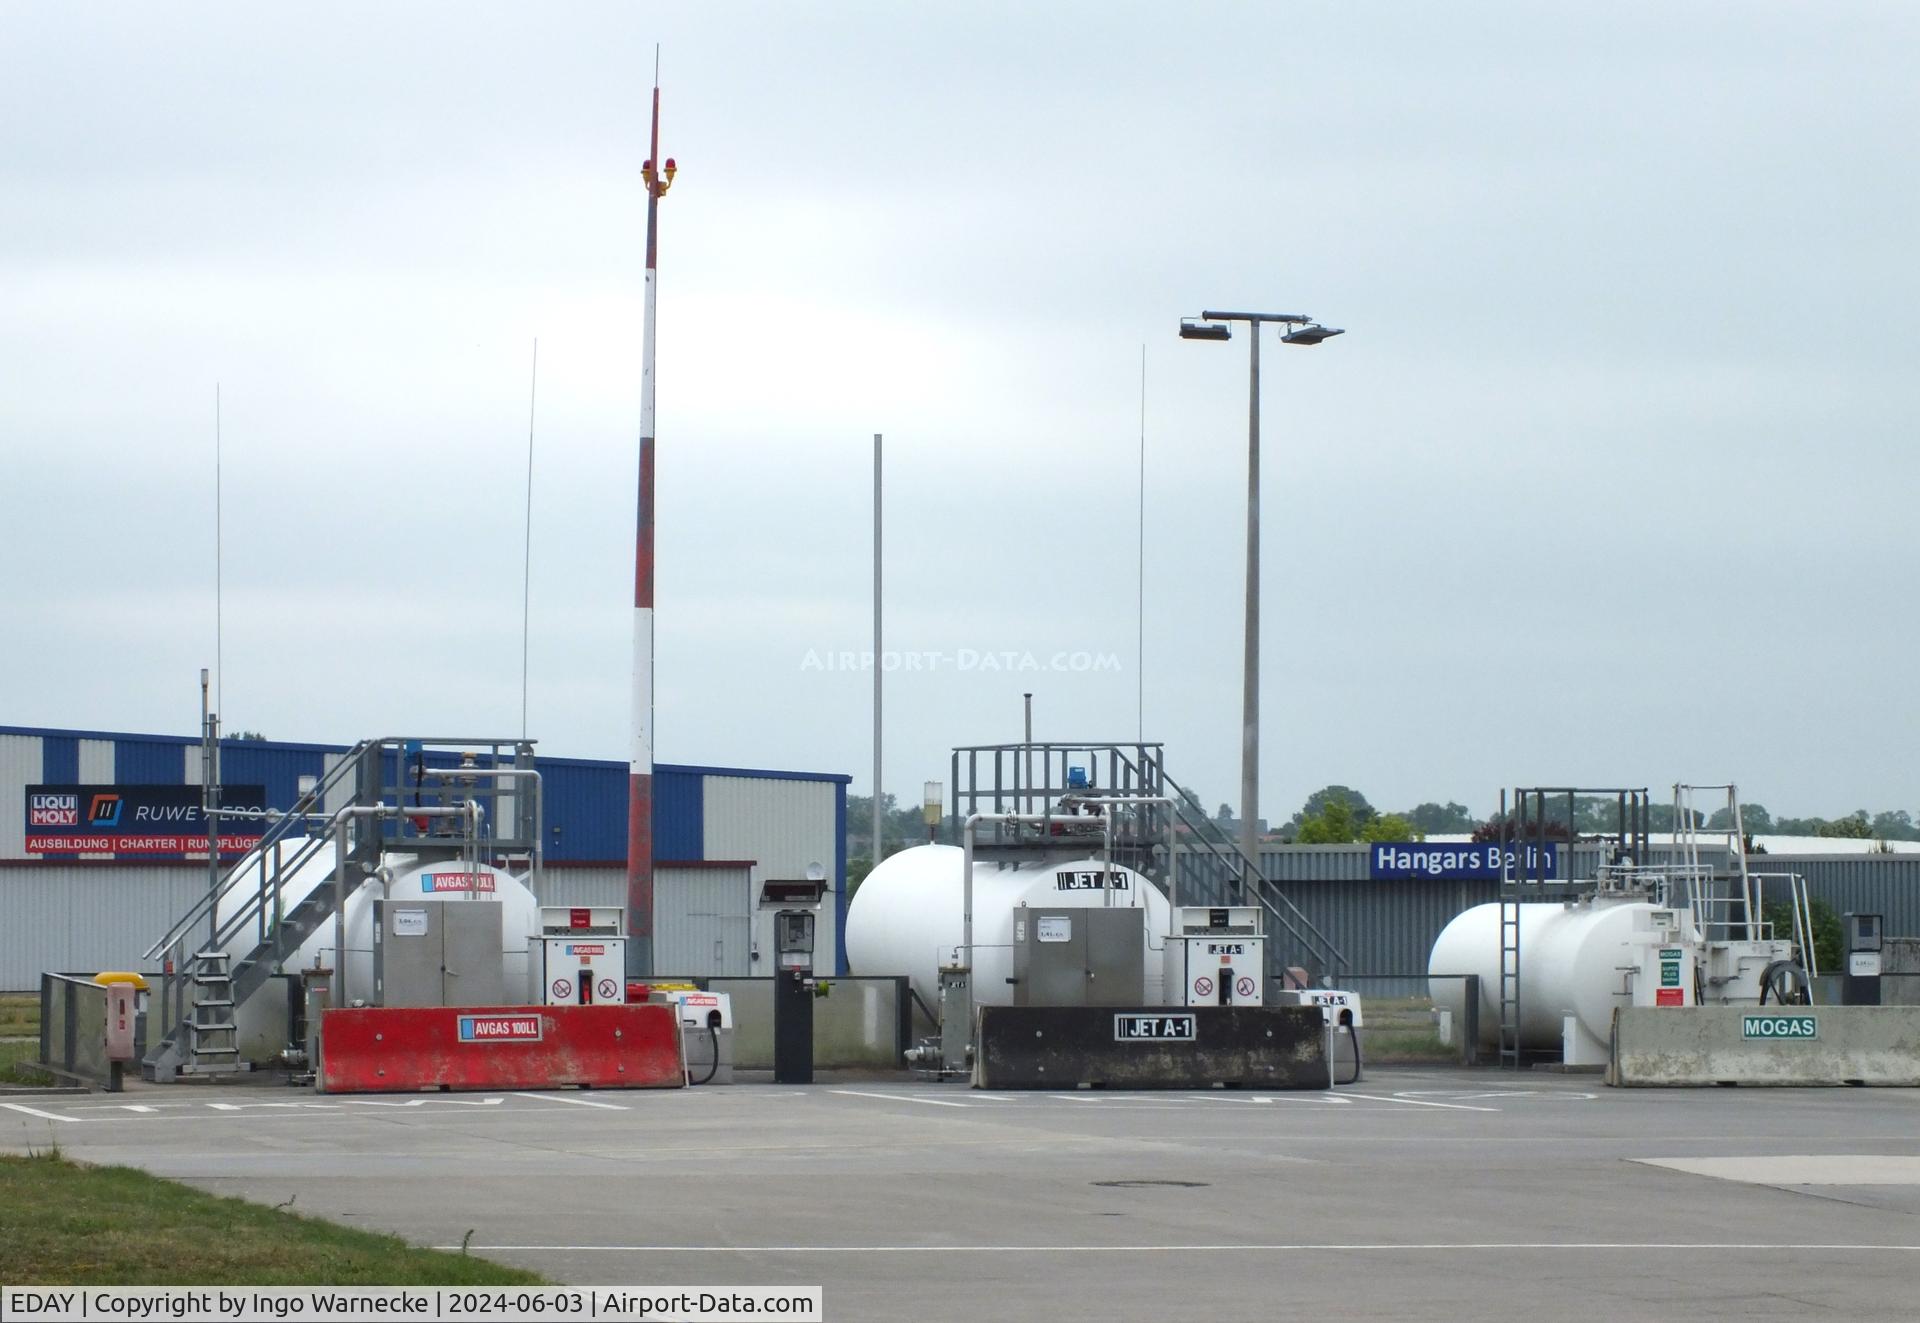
left=319, top=1004, right=685, bottom=1093
left=1609, top=1005, right=1920, bottom=1086
left=974, top=1005, right=1328, bottom=1090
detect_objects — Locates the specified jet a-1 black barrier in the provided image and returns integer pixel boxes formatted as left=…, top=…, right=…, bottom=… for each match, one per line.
left=973, top=1004, right=1329, bottom=1089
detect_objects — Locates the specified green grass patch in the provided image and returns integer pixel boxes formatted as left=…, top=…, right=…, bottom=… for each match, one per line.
left=0, top=1039, right=54, bottom=1087
left=1354, top=995, right=1460, bottom=1064
left=0, top=992, right=39, bottom=1038
left=0, top=1152, right=546, bottom=1286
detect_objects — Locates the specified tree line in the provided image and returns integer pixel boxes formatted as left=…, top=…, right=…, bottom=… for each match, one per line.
left=845, top=787, right=1920, bottom=878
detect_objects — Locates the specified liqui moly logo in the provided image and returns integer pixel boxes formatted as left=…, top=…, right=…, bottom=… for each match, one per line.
left=28, top=793, right=78, bottom=827
left=457, top=1014, right=542, bottom=1043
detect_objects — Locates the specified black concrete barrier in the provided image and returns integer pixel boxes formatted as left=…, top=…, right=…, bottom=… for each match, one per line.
left=974, top=1004, right=1328, bottom=1089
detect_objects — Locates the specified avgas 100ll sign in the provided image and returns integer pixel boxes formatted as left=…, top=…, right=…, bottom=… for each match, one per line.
left=1368, top=842, right=1558, bottom=880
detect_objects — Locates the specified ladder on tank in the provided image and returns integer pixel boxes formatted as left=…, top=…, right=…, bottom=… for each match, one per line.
left=1494, top=786, right=1651, bottom=1069
left=179, top=949, right=248, bottom=1076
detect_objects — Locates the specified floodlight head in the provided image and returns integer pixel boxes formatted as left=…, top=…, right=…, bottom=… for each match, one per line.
left=1281, top=324, right=1345, bottom=346
left=1179, top=320, right=1233, bottom=342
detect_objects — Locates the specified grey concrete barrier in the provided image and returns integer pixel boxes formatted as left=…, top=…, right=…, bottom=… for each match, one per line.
left=701, top=975, right=908, bottom=1071
left=1609, top=1005, right=1920, bottom=1087
left=974, top=1004, right=1328, bottom=1090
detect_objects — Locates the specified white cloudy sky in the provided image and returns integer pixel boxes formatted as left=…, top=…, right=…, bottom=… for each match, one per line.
left=2, top=3, right=1915, bottom=823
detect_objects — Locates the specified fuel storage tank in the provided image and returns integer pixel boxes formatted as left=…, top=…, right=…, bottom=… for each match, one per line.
left=216, top=846, right=539, bottom=1002
left=1427, top=898, right=1662, bottom=1050
left=845, top=843, right=1170, bottom=1007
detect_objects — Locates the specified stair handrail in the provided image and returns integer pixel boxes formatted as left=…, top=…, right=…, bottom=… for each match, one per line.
left=144, top=739, right=375, bottom=961
left=1128, top=747, right=1349, bottom=979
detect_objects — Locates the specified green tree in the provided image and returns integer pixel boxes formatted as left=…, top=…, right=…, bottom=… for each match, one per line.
left=1762, top=897, right=1843, bottom=973
left=1404, top=801, right=1474, bottom=834
left=1870, top=810, right=1917, bottom=841
left=1707, top=803, right=1774, bottom=832
left=1293, top=799, right=1360, bottom=844
left=1358, top=812, right=1422, bottom=843
left=1287, top=785, right=1374, bottom=835
left=1816, top=812, right=1873, bottom=840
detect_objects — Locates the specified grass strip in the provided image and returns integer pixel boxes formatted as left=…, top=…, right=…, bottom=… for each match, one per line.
left=0, top=1151, right=545, bottom=1286
left=0, top=993, right=38, bottom=1038
left=0, top=1039, right=54, bottom=1087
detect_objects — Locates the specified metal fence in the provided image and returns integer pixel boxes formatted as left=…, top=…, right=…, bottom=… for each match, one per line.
left=37, top=973, right=135, bottom=1091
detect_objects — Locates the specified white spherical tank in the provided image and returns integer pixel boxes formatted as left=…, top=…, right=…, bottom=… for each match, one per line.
left=1429, top=899, right=1662, bottom=1049
left=845, top=844, right=1169, bottom=1007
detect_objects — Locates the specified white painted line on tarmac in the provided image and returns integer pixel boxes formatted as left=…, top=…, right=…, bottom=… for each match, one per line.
left=438, top=1241, right=1920, bottom=1255
left=830, top=1089, right=970, bottom=1108
left=0, top=1101, right=79, bottom=1123
left=512, top=1092, right=627, bottom=1110
left=342, top=1097, right=505, bottom=1109
left=1337, top=1092, right=1498, bottom=1113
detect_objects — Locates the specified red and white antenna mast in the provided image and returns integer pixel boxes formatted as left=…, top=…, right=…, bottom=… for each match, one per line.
left=630, top=58, right=676, bottom=976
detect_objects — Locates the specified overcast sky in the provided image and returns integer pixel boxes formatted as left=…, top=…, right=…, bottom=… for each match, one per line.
left=3, top=3, right=1916, bottom=823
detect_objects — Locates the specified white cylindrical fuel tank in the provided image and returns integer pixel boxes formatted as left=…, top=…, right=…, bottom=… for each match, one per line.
left=215, top=845, right=539, bottom=1004
left=1428, top=899, right=1660, bottom=1049
left=845, top=844, right=1169, bottom=1007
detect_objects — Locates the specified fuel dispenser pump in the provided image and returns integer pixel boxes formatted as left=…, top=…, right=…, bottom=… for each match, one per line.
left=763, top=874, right=828, bottom=1085
left=1843, top=912, right=1884, bottom=1006
left=1164, top=907, right=1265, bottom=1007
left=530, top=906, right=627, bottom=1006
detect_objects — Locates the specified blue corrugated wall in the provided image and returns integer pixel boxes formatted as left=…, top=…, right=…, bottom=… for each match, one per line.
left=3, top=726, right=839, bottom=869
left=40, top=736, right=77, bottom=783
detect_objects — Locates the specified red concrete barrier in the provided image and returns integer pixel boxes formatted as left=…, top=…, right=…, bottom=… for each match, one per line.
left=318, top=1004, right=686, bottom=1093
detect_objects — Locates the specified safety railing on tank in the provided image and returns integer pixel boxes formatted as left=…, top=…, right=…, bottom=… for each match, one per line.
left=1138, top=750, right=1348, bottom=983
left=943, top=739, right=1349, bottom=983
left=142, top=740, right=372, bottom=1043
left=142, top=737, right=545, bottom=1059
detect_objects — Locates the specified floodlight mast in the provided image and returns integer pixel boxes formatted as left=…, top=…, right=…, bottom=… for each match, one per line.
left=1177, top=307, right=1343, bottom=874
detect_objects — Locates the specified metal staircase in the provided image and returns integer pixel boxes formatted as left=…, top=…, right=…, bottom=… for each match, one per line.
left=1672, top=784, right=1819, bottom=994
left=142, top=737, right=539, bottom=1082
left=948, top=741, right=1348, bottom=983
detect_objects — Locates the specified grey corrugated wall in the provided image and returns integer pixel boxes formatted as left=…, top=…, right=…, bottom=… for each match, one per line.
left=0, top=865, right=208, bottom=989
left=1168, top=846, right=1920, bottom=997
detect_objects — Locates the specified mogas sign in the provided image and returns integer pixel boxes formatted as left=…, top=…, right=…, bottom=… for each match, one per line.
left=24, top=784, right=267, bottom=855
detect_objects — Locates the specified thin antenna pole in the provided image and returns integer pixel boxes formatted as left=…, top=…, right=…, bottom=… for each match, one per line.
left=872, top=434, right=883, bottom=867
left=215, top=385, right=223, bottom=722
left=520, top=338, right=539, bottom=740
left=1137, top=345, right=1146, bottom=742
